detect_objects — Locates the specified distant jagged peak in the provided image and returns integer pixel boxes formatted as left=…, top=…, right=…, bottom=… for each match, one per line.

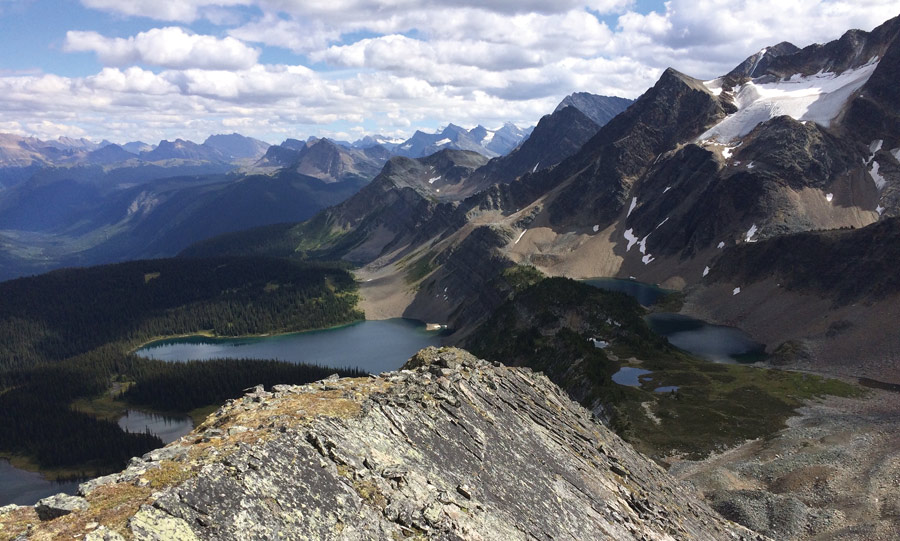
left=351, top=134, right=405, bottom=150
left=279, top=138, right=306, bottom=151
left=121, top=140, right=153, bottom=155
left=717, top=14, right=900, bottom=88
left=380, top=148, right=489, bottom=192
left=554, top=91, right=634, bottom=127
left=202, top=132, right=270, bottom=160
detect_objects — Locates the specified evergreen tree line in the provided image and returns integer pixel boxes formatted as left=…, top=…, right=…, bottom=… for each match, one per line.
left=122, top=357, right=366, bottom=412
left=0, top=256, right=362, bottom=370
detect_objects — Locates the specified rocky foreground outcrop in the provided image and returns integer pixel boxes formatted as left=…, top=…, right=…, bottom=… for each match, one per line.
left=0, top=348, right=764, bottom=540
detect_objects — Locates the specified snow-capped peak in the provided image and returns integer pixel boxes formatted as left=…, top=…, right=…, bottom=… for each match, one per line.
left=700, top=57, right=879, bottom=143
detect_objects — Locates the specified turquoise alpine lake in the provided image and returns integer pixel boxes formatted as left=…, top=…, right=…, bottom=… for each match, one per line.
left=136, top=318, right=444, bottom=374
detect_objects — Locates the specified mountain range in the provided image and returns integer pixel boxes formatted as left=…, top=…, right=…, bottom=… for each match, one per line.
left=187, top=15, right=900, bottom=381
left=0, top=121, right=538, bottom=188
left=0, top=93, right=625, bottom=281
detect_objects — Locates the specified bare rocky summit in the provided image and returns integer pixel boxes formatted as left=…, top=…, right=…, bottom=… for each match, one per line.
left=0, top=347, right=764, bottom=540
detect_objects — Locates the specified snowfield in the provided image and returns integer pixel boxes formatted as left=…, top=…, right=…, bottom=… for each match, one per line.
left=700, top=58, right=879, bottom=142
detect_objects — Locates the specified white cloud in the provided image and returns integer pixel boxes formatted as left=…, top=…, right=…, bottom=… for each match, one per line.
left=228, top=13, right=340, bottom=54
left=80, top=0, right=252, bottom=22
left=609, top=0, right=900, bottom=78
left=2, top=0, right=895, bottom=145
left=64, top=27, right=260, bottom=70
left=86, top=67, right=179, bottom=95
left=87, top=0, right=633, bottom=23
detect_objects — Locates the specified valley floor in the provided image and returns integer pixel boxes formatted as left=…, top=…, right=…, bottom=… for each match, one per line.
left=671, top=389, right=900, bottom=540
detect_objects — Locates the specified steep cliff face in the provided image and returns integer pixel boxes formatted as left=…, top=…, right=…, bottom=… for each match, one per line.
left=0, top=348, right=764, bottom=541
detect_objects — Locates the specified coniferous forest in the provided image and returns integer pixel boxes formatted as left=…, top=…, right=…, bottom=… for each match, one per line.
left=0, top=256, right=365, bottom=476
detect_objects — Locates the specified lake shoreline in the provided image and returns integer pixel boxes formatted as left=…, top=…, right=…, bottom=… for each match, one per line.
left=130, top=316, right=369, bottom=353
left=135, top=318, right=443, bottom=375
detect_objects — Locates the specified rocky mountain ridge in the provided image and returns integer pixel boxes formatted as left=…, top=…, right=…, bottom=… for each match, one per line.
left=0, top=347, right=765, bottom=540
left=255, top=138, right=391, bottom=184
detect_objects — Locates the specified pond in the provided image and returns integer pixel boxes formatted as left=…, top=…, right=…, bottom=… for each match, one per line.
left=0, top=460, right=81, bottom=507
left=611, top=366, right=653, bottom=386
left=583, top=277, right=670, bottom=307
left=136, top=318, right=444, bottom=375
left=118, top=410, right=193, bottom=444
left=646, top=313, right=766, bottom=363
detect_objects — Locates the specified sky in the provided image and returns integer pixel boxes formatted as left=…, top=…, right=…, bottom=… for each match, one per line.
left=0, top=0, right=896, bottom=145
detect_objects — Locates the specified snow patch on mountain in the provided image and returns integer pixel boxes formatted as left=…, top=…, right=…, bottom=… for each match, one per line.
left=703, top=78, right=725, bottom=96
left=745, top=224, right=758, bottom=242
left=891, top=148, right=900, bottom=162
left=623, top=228, right=639, bottom=251
left=700, top=58, right=879, bottom=142
left=870, top=161, right=886, bottom=190
left=868, top=139, right=884, bottom=158
left=826, top=193, right=834, bottom=202
left=638, top=235, right=649, bottom=254
left=863, top=140, right=888, bottom=190
left=627, top=197, right=637, bottom=217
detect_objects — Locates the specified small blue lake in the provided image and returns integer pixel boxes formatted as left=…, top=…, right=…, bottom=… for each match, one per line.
left=646, top=313, right=766, bottom=363
left=136, top=318, right=443, bottom=375
left=583, top=277, right=670, bottom=307
left=611, top=366, right=652, bottom=386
